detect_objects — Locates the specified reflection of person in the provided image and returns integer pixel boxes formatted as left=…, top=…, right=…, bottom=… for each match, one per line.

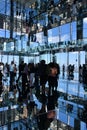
left=38, top=60, right=48, bottom=95
left=14, top=64, right=17, bottom=80
left=37, top=104, right=56, bottom=130
left=37, top=104, right=47, bottom=130
left=48, top=62, right=60, bottom=95
left=16, top=60, right=24, bottom=82
left=37, top=94, right=57, bottom=130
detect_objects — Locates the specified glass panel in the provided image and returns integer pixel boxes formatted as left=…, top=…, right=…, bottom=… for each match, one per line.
left=6, top=42, right=14, bottom=51
left=69, top=52, right=79, bottom=80
left=61, top=23, right=70, bottom=34
left=40, top=54, right=48, bottom=64
left=79, top=84, right=85, bottom=98
left=34, top=55, right=39, bottom=64
left=69, top=116, right=74, bottom=127
left=80, top=51, right=85, bottom=65
left=48, top=28, right=52, bottom=43
left=56, top=52, right=67, bottom=70
left=83, top=17, right=87, bottom=38
left=47, top=53, right=51, bottom=63
left=83, top=17, right=87, bottom=28
left=59, top=111, right=67, bottom=124
left=81, top=121, right=87, bottom=130
left=68, top=83, right=79, bottom=96
left=28, top=56, right=34, bottom=63
left=83, top=29, right=87, bottom=38
left=71, top=21, right=77, bottom=31
left=13, top=56, right=19, bottom=66
left=52, top=27, right=59, bottom=37
left=58, top=80, right=67, bottom=92
left=72, top=31, right=77, bottom=41
left=36, top=32, right=44, bottom=45
left=8, top=55, right=14, bottom=64
left=48, top=27, right=59, bottom=43
left=61, top=33, right=70, bottom=42
left=0, top=29, right=10, bottom=38
left=1, top=55, right=7, bottom=64
left=15, top=40, right=22, bottom=51
left=24, top=56, right=29, bottom=64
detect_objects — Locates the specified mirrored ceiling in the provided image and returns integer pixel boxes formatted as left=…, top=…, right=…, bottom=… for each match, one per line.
left=0, top=0, right=83, bottom=41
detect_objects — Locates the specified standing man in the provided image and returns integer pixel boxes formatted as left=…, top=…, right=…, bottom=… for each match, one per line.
left=48, top=62, right=60, bottom=96
left=38, top=60, right=48, bottom=95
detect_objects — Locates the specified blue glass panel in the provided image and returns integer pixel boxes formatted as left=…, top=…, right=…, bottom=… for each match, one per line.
left=48, top=26, right=59, bottom=37
left=72, top=31, right=77, bottom=41
left=83, top=17, right=87, bottom=29
left=71, top=21, right=77, bottom=31
left=48, top=29, right=52, bottom=37
left=0, top=29, right=10, bottom=38
left=61, top=23, right=70, bottom=34
left=83, top=29, right=87, bottom=38
left=52, top=27, right=59, bottom=37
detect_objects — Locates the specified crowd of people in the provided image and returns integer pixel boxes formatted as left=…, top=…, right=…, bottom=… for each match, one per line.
left=0, top=60, right=87, bottom=99
left=0, top=60, right=60, bottom=100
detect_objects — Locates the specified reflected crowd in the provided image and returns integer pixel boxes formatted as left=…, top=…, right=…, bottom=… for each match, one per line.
left=0, top=60, right=60, bottom=98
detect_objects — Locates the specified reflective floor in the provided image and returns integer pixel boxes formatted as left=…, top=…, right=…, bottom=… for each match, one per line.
left=0, top=74, right=87, bottom=130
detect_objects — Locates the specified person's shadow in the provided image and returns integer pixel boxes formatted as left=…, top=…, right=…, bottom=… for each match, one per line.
left=37, top=91, right=59, bottom=130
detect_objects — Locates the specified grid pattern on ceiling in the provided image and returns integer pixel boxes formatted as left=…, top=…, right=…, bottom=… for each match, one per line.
left=0, top=0, right=36, bottom=15
left=0, top=0, right=84, bottom=36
